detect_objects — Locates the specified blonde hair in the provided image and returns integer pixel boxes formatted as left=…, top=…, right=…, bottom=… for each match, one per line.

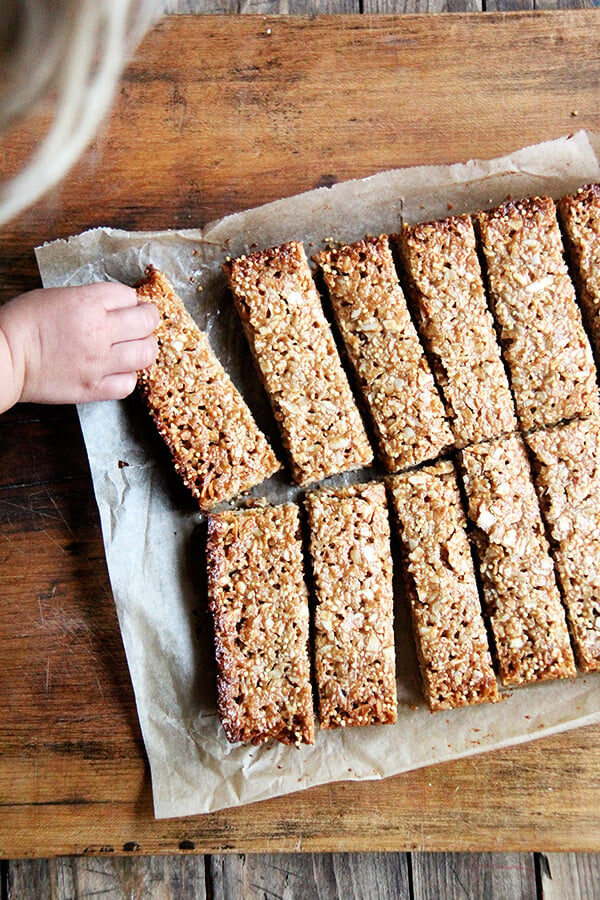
left=0, top=0, right=161, bottom=225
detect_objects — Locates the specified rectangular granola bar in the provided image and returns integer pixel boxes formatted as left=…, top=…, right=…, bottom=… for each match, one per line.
left=388, top=461, right=499, bottom=710
left=557, top=184, right=600, bottom=359
left=224, top=242, right=373, bottom=486
left=460, top=435, right=576, bottom=687
left=135, top=267, right=280, bottom=510
left=396, top=216, right=517, bottom=447
left=206, top=503, right=314, bottom=745
left=315, top=235, right=453, bottom=471
left=305, top=482, right=397, bottom=728
left=526, top=416, right=600, bottom=672
left=477, top=197, right=599, bottom=431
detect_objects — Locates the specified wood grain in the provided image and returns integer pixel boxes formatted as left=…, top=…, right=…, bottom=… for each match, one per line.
left=7, top=852, right=600, bottom=898
left=411, top=852, right=537, bottom=898
left=539, top=853, right=600, bottom=899
left=3, top=10, right=600, bottom=863
left=210, top=853, right=411, bottom=899
left=3, top=11, right=600, bottom=302
left=5, top=856, right=208, bottom=900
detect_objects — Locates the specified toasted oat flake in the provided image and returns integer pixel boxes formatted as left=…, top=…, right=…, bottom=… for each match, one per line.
left=477, top=197, right=599, bottom=430
left=305, top=482, right=397, bottom=728
left=135, top=266, right=280, bottom=510
left=206, top=503, right=315, bottom=745
left=388, top=460, right=499, bottom=710
left=460, top=435, right=576, bottom=687
left=224, top=241, right=373, bottom=486
left=526, top=416, right=600, bottom=673
left=396, top=215, right=517, bottom=447
left=315, top=235, right=453, bottom=471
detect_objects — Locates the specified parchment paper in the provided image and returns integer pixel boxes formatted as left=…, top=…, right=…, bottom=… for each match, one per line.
left=36, top=132, right=600, bottom=819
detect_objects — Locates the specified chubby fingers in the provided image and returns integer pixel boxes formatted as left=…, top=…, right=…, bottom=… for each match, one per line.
left=110, top=333, right=159, bottom=376
left=100, top=282, right=140, bottom=310
left=92, top=333, right=158, bottom=402
left=92, top=296, right=160, bottom=402
left=106, top=295, right=160, bottom=385
left=95, top=371, right=139, bottom=401
left=109, top=299, right=160, bottom=344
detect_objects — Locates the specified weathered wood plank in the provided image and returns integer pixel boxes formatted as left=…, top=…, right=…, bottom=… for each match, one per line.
left=538, top=853, right=600, bottom=900
left=5, top=10, right=600, bottom=258
left=6, top=856, right=207, bottom=900
left=365, top=0, right=482, bottom=12
left=6, top=852, right=600, bottom=900
left=162, top=0, right=358, bottom=10
left=535, top=0, right=592, bottom=8
left=161, top=0, right=225, bottom=9
left=210, top=853, right=411, bottom=899
left=163, top=0, right=361, bottom=9
left=4, top=729, right=600, bottom=856
left=163, top=0, right=600, bottom=18
left=411, top=853, right=537, bottom=899
left=486, top=0, right=533, bottom=12
left=7, top=852, right=598, bottom=900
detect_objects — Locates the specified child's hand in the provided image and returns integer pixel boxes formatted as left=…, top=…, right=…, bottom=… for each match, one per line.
left=0, top=282, right=159, bottom=412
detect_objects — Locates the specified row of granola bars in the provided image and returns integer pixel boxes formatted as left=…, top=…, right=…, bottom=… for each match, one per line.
left=134, top=183, right=600, bottom=745
left=205, top=415, right=600, bottom=745
left=137, top=187, right=600, bottom=507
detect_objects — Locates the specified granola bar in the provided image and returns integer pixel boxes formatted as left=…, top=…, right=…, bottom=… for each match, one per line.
left=135, top=266, right=280, bottom=510
left=396, top=216, right=517, bottom=447
left=526, top=416, right=600, bottom=673
left=460, top=435, right=576, bottom=686
left=477, top=197, right=599, bottom=431
left=224, top=242, right=373, bottom=486
left=388, top=461, right=499, bottom=710
left=315, top=235, right=453, bottom=471
left=305, top=482, right=397, bottom=728
left=557, top=184, right=600, bottom=359
left=206, top=503, right=315, bottom=745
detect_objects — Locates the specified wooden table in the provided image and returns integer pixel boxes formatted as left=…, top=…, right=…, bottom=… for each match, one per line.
left=2, top=6, right=600, bottom=898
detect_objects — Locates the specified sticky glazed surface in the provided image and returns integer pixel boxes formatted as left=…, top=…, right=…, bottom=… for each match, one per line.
left=477, top=197, right=599, bottom=431
left=224, top=241, right=373, bottom=486
left=206, top=503, right=315, bottom=746
left=136, top=266, right=281, bottom=510
left=305, top=482, right=397, bottom=728
left=389, top=460, right=499, bottom=710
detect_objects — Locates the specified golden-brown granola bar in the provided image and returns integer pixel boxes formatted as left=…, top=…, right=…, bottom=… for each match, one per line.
left=477, top=197, right=599, bottom=431
left=396, top=216, right=517, bottom=447
left=526, top=416, right=600, bottom=673
left=305, top=482, right=397, bottom=728
left=460, top=435, right=576, bottom=687
left=206, top=503, right=315, bottom=745
left=315, top=235, right=453, bottom=471
left=388, top=461, right=499, bottom=710
left=135, top=267, right=280, bottom=510
left=557, top=184, right=600, bottom=360
left=223, top=242, right=373, bottom=486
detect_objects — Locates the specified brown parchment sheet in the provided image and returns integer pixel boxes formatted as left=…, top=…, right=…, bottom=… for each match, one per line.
left=35, top=132, right=600, bottom=819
